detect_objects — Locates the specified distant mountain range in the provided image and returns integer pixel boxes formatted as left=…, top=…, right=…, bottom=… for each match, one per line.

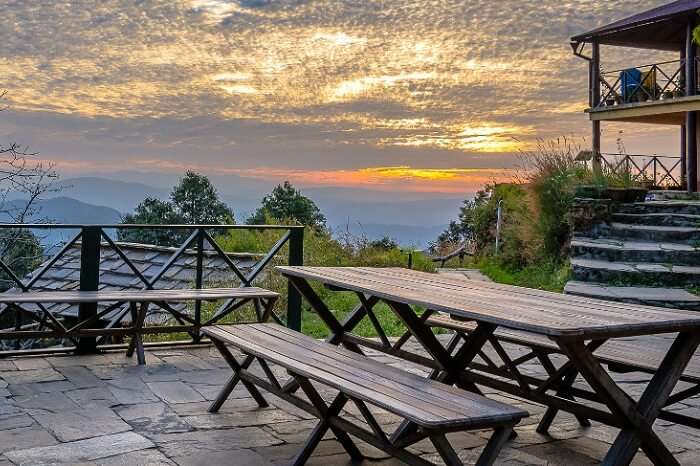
left=2, top=197, right=122, bottom=224
left=1, top=197, right=122, bottom=247
left=8, top=175, right=467, bottom=248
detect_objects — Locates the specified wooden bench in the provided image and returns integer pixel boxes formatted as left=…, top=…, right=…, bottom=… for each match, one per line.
left=426, top=313, right=700, bottom=430
left=203, top=323, right=528, bottom=466
left=0, top=288, right=279, bottom=364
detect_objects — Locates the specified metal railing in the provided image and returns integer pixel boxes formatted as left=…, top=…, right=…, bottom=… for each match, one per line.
left=0, top=224, right=304, bottom=356
left=597, top=59, right=694, bottom=108
left=599, top=153, right=683, bottom=188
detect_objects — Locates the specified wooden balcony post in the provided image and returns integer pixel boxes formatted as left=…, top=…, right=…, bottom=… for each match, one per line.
left=686, top=22, right=698, bottom=192
left=682, top=124, right=687, bottom=187
left=591, top=40, right=602, bottom=173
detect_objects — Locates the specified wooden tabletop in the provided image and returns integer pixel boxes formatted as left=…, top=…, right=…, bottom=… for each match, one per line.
left=0, top=287, right=279, bottom=304
left=277, top=266, right=700, bottom=339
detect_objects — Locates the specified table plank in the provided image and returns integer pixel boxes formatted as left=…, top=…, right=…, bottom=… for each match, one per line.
left=277, top=266, right=700, bottom=338
left=0, top=287, right=279, bottom=304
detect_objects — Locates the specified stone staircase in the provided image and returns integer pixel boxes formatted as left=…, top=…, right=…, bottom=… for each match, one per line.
left=565, top=192, right=700, bottom=310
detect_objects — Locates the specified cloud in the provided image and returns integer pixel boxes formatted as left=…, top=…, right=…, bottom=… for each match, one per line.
left=0, top=0, right=682, bottom=192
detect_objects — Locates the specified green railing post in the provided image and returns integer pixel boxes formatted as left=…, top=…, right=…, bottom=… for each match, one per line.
left=77, top=226, right=101, bottom=354
left=287, top=227, right=304, bottom=332
left=194, top=228, right=204, bottom=343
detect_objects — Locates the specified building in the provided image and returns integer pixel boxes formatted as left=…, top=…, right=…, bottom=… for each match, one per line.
left=571, top=0, right=700, bottom=192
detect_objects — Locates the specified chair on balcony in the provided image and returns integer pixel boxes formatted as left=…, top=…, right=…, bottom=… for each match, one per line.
left=621, top=68, right=642, bottom=103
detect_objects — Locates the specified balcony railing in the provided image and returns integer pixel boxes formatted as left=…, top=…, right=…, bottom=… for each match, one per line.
left=597, top=59, right=695, bottom=108
left=599, top=153, right=683, bottom=188
left=0, top=224, right=304, bottom=357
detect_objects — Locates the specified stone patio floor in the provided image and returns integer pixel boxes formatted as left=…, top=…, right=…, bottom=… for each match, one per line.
left=1, top=336, right=700, bottom=465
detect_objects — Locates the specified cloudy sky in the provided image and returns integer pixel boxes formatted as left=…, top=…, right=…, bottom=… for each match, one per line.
left=0, top=0, right=682, bottom=194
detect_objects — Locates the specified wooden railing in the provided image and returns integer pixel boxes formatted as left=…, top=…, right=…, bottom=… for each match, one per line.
left=597, top=59, right=692, bottom=108
left=0, top=224, right=303, bottom=356
left=599, top=153, right=683, bottom=188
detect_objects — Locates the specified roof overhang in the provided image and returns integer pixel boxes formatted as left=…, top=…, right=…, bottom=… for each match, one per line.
left=571, top=0, right=699, bottom=51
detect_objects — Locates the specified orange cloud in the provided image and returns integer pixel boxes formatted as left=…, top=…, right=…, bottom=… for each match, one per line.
left=47, top=157, right=513, bottom=193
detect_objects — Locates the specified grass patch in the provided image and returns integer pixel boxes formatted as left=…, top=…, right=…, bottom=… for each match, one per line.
left=476, top=257, right=571, bottom=292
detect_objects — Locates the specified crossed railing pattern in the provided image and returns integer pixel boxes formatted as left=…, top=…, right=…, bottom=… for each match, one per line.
left=599, top=153, right=683, bottom=189
left=597, top=59, right=692, bottom=107
left=0, top=224, right=303, bottom=355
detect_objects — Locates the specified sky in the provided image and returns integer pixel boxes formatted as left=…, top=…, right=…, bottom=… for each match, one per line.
left=0, top=0, right=684, bottom=194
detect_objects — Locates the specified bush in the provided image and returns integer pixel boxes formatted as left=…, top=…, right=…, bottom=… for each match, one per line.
left=434, top=137, right=644, bottom=292
left=214, top=224, right=434, bottom=336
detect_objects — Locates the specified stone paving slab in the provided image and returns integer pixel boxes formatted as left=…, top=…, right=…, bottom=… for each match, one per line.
left=4, top=431, right=154, bottom=465
left=0, top=342, right=699, bottom=465
left=32, top=407, right=132, bottom=442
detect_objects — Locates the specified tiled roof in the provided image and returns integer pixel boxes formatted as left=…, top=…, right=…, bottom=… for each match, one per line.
left=4, top=242, right=261, bottom=323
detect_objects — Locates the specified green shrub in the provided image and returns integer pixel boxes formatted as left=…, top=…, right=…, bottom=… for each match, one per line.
left=213, top=224, right=434, bottom=336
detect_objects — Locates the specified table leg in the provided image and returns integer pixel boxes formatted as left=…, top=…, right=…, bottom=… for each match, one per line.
left=559, top=332, right=700, bottom=466
left=126, top=302, right=149, bottom=365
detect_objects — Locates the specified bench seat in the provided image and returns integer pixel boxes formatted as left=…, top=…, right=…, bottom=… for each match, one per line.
left=203, top=323, right=528, bottom=466
left=427, top=314, right=700, bottom=383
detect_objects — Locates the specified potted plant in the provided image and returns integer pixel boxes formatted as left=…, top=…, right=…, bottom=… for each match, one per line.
left=661, top=90, right=674, bottom=100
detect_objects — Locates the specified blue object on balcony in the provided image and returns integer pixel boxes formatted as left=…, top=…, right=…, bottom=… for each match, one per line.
left=621, top=68, right=642, bottom=102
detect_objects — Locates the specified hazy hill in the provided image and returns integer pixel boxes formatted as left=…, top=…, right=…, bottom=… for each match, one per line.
left=3, top=197, right=122, bottom=225
left=42, top=176, right=467, bottom=247
left=2, top=197, right=122, bottom=247
left=55, top=177, right=168, bottom=213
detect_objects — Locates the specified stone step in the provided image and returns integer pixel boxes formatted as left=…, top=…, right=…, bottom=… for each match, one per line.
left=570, top=258, right=700, bottom=286
left=571, top=237, right=700, bottom=266
left=611, top=212, right=700, bottom=228
left=564, top=281, right=700, bottom=310
left=608, top=222, right=700, bottom=244
left=647, top=190, right=700, bottom=202
left=615, top=201, right=700, bottom=216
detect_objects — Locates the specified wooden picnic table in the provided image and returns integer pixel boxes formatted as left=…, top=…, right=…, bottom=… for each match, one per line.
left=0, top=287, right=279, bottom=364
left=276, top=266, right=700, bottom=466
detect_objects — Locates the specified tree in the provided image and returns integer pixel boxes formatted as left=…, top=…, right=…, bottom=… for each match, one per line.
left=368, top=236, right=398, bottom=250
left=248, top=181, right=326, bottom=230
left=119, top=198, right=186, bottom=246
left=171, top=171, right=233, bottom=224
left=119, top=171, right=234, bottom=246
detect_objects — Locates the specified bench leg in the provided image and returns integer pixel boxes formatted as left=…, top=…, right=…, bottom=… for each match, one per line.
left=430, top=434, right=462, bottom=466
left=126, top=302, right=148, bottom=365
left=210, top=340, right=268, bottom=409
left=475, top=425, right=514, bottom=466
left=293, top=375, right=364, bottom=464
left=208, top=354, right=256, bottom=413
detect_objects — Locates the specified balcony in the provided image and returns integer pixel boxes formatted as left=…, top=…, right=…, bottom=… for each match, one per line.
left=588, top=59, right=700, bottom=124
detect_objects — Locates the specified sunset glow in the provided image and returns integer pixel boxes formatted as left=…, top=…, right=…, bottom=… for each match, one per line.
left=0, top=0, right=676, bottom=193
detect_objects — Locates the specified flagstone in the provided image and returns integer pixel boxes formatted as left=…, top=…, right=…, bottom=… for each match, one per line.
left=4, top=431, right=154, bottom=465
left=0, top=368, right=64, bottom=384
left=0, top=426, right=57, bottom=454
left=150, top=427, right=282, bottom=457
left=146, top=381, right=205, bottom=404
left=116, top=402, right=192, bottom=435
left=32, top=407, right=132, bottom=442
left=57, top=366, right=104, bottom=388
